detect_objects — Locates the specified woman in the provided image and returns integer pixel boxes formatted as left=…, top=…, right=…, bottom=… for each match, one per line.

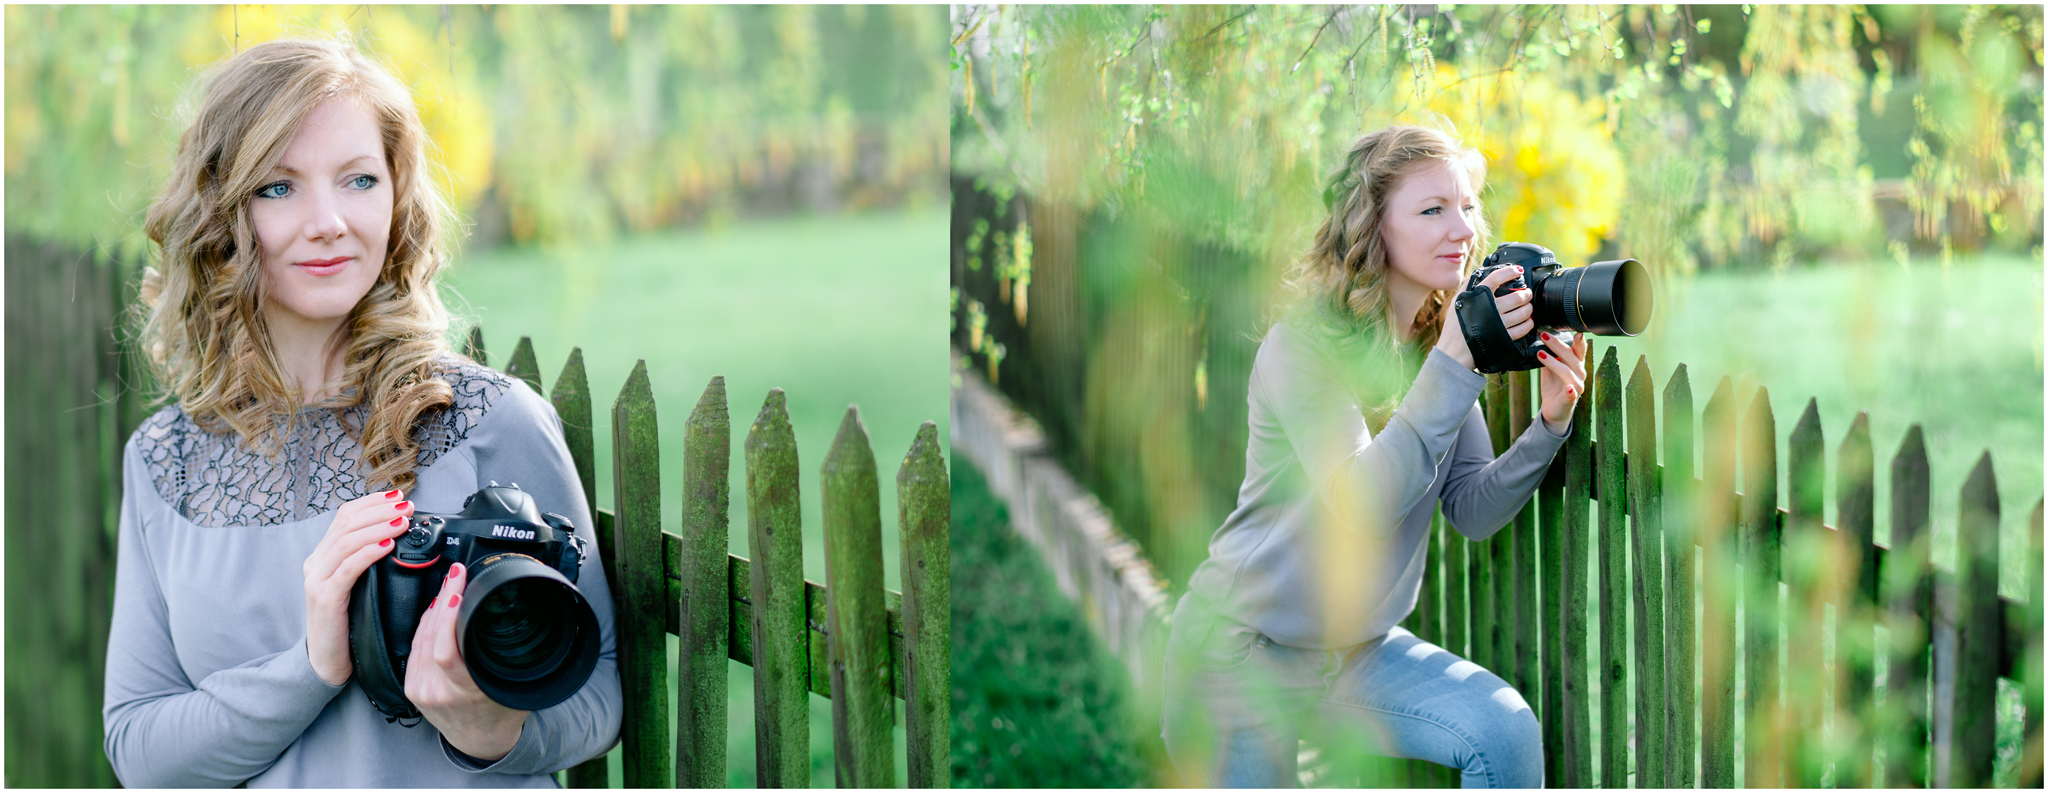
left=103, top=38, right=620, bottom=787
left=1162, top=124, right=1590, bottom=788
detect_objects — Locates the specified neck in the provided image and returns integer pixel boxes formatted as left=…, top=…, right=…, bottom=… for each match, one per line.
left=263, top=309, right=350, bottom=405
left=1385, top=273, right=1431, bottom=343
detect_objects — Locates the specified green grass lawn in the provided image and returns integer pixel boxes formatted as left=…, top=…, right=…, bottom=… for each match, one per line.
left=441, top=207, right=949, bottom=787
left=949, top=461, right=1148, bottom=788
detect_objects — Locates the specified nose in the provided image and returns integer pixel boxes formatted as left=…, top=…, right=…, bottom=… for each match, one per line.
left=303, top=184, right=348, bottom=243
left=1447, top=210, right=1475, bottom=244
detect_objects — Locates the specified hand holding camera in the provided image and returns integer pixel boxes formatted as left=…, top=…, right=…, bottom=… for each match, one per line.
left=1433, top=264, right=1533, bottom=371
left=401, top=561, right=528, bottom=761
left=304, top=489, right=417, bottom=687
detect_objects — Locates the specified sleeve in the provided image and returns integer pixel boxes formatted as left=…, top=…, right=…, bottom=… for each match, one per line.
left=446, top=380, right=622, bottom=776
left=1438, top=401, right=1571, bottom=540
left=1257, top=325, right=1490, bottom=537
left=101, top=438, right=349, bottom=788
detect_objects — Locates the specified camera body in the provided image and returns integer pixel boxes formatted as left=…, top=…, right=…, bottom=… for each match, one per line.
left=1452, top=242, right=1653, bottom=374
left=348, top=483, right=600, bottom=723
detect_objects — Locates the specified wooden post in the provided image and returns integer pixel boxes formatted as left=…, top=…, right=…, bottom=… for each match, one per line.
left=1740, top=387, right=1781, bottom=788
left=1949, top=452, right=2000, bottom=787
left=612, top=360, right=672, bottom=787
left=1538, top=450, right=1565, bottom=787
left=506, top=336, right=543, bottom=394
left=1885, top=425, right=1932, bottom=789
left=1836, top=412, right=1877, bottom=788
left=1562, top=361, right=1594, bottom=788
left=2024, top=499, right=2044, bottom=788
left=1510, top=369, right=1536, bottom=702
left=1479, top=373, right=1509, bottom=674
left=1419, top=509, right=1443, bottom=647
left=1447, top=514, right=1468, bottom=660
left=1594, top=347, right=1627, bottom=788
left=897, top=422, right=951, bottom=788
left=823, top=407, right=892, bottom=788
left=679, top=377, right=731, bottom=788
left=1700, top=376, right=1739, bottom=788
left=551, top=349, right=607, bottom=790
left=463, top=324, right=487, bottom=366
left=1625, top=356, right=1666, bottom=788
left=1661, top=364, right=1697, bottom=788
left=746, top=389, right=809, bottom=788
left=1785, top=398, right=1826, bottom=788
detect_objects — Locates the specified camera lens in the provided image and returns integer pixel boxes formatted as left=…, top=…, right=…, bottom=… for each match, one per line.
left=456, top=553, right=601, bottom=711
left=470, top=579, right=578, bottom=682
left=1539, top=258, right=1653, bottom=336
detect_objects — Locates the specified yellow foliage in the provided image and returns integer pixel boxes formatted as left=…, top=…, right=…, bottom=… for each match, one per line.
left=194, top=6, right=493, bottom=212
left=1395, top=66, right=1625, bottom=267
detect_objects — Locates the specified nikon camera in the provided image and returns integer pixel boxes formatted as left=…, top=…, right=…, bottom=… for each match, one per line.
left=348, top=482, right=601, bottom=723
left=1452, top=241, right=1654, bottom=374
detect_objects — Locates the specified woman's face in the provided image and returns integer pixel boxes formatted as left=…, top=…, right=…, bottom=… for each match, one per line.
left=250, top=96, right=392, bottom=337
left=1378, top=159, right=1479, bottom=295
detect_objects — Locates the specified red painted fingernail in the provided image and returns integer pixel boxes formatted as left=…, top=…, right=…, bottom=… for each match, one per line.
left=1538, top=351, right=1548, bottom=359
left=448, top=594, right=461, bottom=609
left=384, top=489, right=401, bottom=498
left=1541, top=332, right=1551, bottom=340
left=378, top=538, right=392, bottom=547
left=393, top=501, right=411, bottom=511
left=389, top=516, right=404, bottom=527
left=447, top=563, right=462, bottom=579
left=429, top=597, right=438, bottom=608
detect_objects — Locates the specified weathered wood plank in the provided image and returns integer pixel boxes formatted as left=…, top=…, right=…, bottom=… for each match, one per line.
left=1836, top=411, right=1877, bottom=788
left=463, top=324, right=487, bottom=366
left=1510, top=369, right=1535, bottom=700
left=611, top=360, right=672, bottom=787
left=1950, top=452, right=2000, bottom=787
left=1625, top=356, right=1665, bottom=788
left=505, top=335, right=543, bottom=394
left=1538, top=449, right=1565, bottom=786
left=1740, top=387, right=1781, bottom=788
left=1562, top=360, right=1595, bottom=788
left=897, top=422, right=951, bottom=788
left=678, top=377, right=731, bottom=788
left=1785, top=398, right=1825, bottom=788
left=1885, top=425, right=1932, bottom=789
left=1699, top=376, right=1739, bottom=788
left=1419, top=508, right=1443, bottom=647
left=746, top=389, right=809, bottom=788
left=1447, top=513, right=1468, bottom=661
left=823, top=407, right=892, bottom=788
left=1594, top=347, right=1627, bottom=788
left=1661, top=364, right=1696, bottom=788
left=549, top=349, right=606, bottom=790
left=2025, top=498, right=2044, bottom=788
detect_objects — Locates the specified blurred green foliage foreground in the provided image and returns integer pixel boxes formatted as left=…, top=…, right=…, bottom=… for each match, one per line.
left=6, top=4, right=948, bottom=257
left=950, top=461, right=1147, bottom=788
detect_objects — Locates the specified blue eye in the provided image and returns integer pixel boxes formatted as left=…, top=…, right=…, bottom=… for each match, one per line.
left=255, top=182, right=290, bottom=199
left=1422, top=207, right=1441, bottom=216
left=350, top=174, right=379, bottom=190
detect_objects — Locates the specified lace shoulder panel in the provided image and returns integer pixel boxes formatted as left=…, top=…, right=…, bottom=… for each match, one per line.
left=415, top=355, right=514, bottom=469
left=132, top=356, right=513, bottom=527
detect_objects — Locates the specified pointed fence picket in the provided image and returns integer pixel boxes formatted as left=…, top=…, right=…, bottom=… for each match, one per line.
left=476, top=330, right=951, bottom=789
left=1389, top=342, right=2042, bottom=789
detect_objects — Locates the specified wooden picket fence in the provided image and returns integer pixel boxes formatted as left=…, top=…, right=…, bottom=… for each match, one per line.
left=466, top=330, right=952, bottom=789
left=1374, top=344, right=2043, bottom=789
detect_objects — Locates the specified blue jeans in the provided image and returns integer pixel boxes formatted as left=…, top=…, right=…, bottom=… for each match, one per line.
left=1162, top=596, right=1543, bottom=788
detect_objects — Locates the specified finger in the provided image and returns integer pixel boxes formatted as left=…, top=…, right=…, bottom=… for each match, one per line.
left=1506, top=318, right=1535, bottom=340
left=1500, top=303, right=1533, bottom=328
left=433, top=564, right=468, bottom=670
left=1479, top=264, right=1524, bottom=290
left=1535, top=350, right=1585, bottom=393
left=324, top=533, right=399, bottom=591
left=1538, top=332, right=1585, bottom=372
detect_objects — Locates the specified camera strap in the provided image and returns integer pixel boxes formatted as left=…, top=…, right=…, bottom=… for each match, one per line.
left=1453, top=284, right=1520, bottom=375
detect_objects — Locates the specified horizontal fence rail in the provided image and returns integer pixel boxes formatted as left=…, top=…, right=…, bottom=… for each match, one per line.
left=475, top=331, right=952, bottom=789
left=1392, top=343, right=2044, bottom=789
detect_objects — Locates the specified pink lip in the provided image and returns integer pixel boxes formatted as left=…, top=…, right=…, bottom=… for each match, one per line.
left=295, top=256, right=351, bottom=275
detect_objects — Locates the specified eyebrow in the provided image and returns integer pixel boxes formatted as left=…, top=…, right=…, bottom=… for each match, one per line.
left=270, top=154, right=380, bottom=175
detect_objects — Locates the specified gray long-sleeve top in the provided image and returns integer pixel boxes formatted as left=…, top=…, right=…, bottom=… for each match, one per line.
left=1184, top=322, right=1570, bottom=650
left=104, top=357, right=621, bottom=787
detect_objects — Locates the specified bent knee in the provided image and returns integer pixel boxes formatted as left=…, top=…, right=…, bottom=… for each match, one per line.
left=1471, top=702, right=1543, bottom=788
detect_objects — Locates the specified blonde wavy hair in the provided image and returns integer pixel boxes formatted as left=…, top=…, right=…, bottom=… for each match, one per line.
left=1282, top=124, right=1490, bottom=428
left=138, top=36, right=461, bottom=492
